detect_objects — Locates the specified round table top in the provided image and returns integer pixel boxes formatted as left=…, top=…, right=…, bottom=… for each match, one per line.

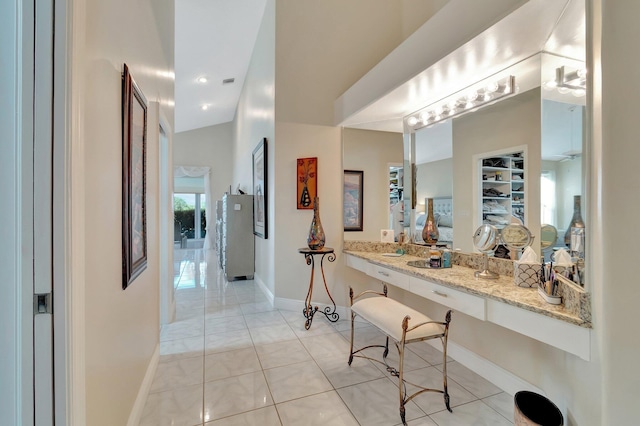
left=298, top=247, right=334, bottom=254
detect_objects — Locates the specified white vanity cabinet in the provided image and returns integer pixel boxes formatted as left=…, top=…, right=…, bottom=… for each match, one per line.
left=344, top=253, right=591, bottom=360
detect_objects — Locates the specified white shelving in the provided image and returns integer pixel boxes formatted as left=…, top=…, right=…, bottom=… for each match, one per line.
left=389, top=166, right=403, bottom=206
left=480, top=154, right=525, bottom=229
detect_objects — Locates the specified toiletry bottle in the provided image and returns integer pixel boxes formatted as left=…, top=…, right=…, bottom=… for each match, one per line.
left=442, top=248, right=451, bottom=268
left=429, top=245, right=441, bottom=268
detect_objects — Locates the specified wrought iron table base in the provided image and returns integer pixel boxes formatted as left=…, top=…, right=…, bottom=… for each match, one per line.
left=299, top=248, right=339, bottom=330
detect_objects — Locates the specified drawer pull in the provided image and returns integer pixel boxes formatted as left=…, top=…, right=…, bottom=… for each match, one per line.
left=378, top=271, right=390, bottom=277
left=432, top=290, right=448, bottom=298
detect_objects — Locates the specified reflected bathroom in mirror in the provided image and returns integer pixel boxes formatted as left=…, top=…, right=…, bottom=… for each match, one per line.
left=340, top=0, right=587, bottom=285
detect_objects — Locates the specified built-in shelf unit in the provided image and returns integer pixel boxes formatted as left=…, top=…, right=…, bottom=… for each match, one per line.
left=480, top=153, right=525, bottom=229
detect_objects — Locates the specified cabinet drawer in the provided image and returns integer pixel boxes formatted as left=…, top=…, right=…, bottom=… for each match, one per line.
left=409, top=277, right=486, bottom=320
left=368, top=264, right=410, bottom=291
left=345, top=254, right=369, bottom=274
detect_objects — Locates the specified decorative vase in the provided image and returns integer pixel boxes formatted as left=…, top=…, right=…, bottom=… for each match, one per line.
left=564, top=195, right=585, bottom=247
left=422, top=198, right=440, bottom=244
left=307, top=197, right=326, bottom=250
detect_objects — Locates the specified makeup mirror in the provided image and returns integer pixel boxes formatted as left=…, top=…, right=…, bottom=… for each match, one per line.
left=472, top=224, right=499, bottom=280
left=540, top=224, right=558, bottom=250
left=500, top=224, right=533, bottom=258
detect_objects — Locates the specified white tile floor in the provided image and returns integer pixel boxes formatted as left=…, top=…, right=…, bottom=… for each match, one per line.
left=139, top=248, right=515, bottom=425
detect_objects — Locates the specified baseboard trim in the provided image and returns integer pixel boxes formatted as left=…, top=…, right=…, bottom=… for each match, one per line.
left=426, top=339, right=543, bottom=397
left=254, top=274, right=274, bottom=304
left=127, top=344, right=160, bottom=426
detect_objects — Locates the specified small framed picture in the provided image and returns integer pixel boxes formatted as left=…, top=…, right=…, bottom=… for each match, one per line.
left=343, top=170, right=364, bottom=231
left=297, top=157, right=317, bottom=209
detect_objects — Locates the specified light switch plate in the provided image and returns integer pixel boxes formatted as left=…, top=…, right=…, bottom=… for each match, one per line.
left=234, top=204, right=241, bottom=211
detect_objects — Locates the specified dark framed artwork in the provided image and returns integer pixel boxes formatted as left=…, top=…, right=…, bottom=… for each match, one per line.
left=253, top=138, right=268, bottom=238
left=296, top=157, right=317, bottom=209
left=343, top=170, right=364, bottom=231
left=122, top=64, right=148, bottom=289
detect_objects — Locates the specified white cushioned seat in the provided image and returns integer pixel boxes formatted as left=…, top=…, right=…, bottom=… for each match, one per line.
left=351, top=297, right=445, bottom=342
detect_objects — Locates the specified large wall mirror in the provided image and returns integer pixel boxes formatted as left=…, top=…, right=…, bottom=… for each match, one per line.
left=342, top=0, right=587, bottom=283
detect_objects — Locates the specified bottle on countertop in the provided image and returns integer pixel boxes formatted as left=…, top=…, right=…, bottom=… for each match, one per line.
left=429, top=245, right=441, bottom=268
left=442, top=248, right=451, bottom=268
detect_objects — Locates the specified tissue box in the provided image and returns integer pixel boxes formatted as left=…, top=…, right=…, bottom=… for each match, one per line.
left=514, top=263, right=540, bottom=288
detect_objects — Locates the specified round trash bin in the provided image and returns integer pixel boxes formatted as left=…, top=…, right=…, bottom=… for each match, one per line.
left=514, top=391, right=564, bottom=426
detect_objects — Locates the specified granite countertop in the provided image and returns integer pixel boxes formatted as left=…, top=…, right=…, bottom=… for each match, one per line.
left=344, top=250, right=592, bottom=328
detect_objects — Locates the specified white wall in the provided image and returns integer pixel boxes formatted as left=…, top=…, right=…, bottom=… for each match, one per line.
left=74, top=0, right=174, bottom=424
left=601, top=0, right=640, bottom=422
left=271, top=0, right=420, bottom=309
left=343, top=128, right=403, bottom=241
left=416, top=158, right=453, bottom=202
left=232, top=0, right=276, bottom=295
left=173, top=123, right=234, bottom=202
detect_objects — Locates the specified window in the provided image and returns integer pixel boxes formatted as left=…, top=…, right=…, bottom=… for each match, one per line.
left=540, top=170, right=556, bottom=226
left=174, top=193, right=206, bottom=239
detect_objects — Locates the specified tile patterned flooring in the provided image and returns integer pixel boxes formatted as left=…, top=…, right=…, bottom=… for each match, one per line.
left=139, top=249, right=515, bottom=425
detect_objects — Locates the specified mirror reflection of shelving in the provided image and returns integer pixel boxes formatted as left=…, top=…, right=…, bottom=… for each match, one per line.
left=480, top=153, right=525, bottom=229
left=389, top=166, right=404, bottom=206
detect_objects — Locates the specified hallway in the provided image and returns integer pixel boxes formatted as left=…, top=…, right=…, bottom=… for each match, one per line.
left=139, top=249, right=515, bottom=425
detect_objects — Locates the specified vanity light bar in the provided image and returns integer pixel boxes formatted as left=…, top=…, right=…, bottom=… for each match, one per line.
left=404, top=75, right=516, bottom=131
left=543, top=66, right=587, bottom=97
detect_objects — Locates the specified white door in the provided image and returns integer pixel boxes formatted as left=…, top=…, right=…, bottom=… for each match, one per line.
left=0, top=0, right=54, bottom=424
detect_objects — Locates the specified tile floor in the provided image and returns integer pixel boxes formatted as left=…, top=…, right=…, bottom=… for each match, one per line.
left=139, top=248, right=515, bottom=425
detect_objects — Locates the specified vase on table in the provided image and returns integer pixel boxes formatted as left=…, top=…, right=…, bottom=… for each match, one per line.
left=422, top=198, right=440, bottom=244
left=307, top=197, right=326, bottom=250
left=564, top=195, right=585, bottom=247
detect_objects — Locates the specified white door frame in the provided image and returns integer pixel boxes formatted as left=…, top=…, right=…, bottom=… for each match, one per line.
left=54, top=0, right=87, bottom=423
left=159, top=111, right=176, bottom=325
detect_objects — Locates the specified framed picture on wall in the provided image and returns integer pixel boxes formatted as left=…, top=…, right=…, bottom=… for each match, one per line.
left=297, top=157, right=317, bottom=209
left=253, top=138, right=268, bottom=238
left=122, top=64, right=148, bottom=289
left=343, top=170, right=364, bottom=231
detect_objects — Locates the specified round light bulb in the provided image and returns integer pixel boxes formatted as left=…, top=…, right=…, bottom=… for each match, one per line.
left=465, top=101, right=474, bottom=110
left=407, top=116, right=418, bottom=126
left=485, top=82, right=499, bottom=93
left=543, top=80, right=557, bottom=91
left=201, top=105, right=209, bottom=111
left=572, top=88, right=586, bottom=97
left=419, top=112, right=430, bottom=123
left=557, top=86, right=571, bottom=94
left=466, top=91, right=478, bottom=102
left=197, top=76, right=208, bottom=84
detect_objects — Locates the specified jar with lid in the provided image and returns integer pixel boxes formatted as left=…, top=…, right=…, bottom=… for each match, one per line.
left=429, top=245, right=441, bottom=268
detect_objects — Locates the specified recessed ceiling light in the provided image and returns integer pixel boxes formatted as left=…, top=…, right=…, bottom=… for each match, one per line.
left=197, top=76, right=208, bottom=84
left=201, top=105, right=209, bottom=111
left=222, top=78, right=235, bottom=84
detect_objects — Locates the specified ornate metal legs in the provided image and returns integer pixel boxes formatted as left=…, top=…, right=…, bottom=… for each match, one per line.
left=302, top=251, right=338, bottom=329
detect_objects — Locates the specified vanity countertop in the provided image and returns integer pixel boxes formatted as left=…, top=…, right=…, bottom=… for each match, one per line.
left=344, top=250, right=592, bottom=328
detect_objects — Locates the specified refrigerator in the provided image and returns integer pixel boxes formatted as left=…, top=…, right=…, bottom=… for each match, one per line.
left=221, top=194, right=255, bottom=280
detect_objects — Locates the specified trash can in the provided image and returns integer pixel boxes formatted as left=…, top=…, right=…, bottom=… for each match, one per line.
left=514, top=391, right=564, bottom=425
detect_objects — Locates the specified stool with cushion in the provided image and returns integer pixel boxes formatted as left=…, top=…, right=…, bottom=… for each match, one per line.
left=348, top=284, right=452, bottom=425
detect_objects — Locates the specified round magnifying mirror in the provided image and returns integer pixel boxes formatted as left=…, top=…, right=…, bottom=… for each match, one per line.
left=472, top=224, right=499, bottom=279
left=472, top=224, right=499, bottom=253
left=540, top=224, right=558, bottom=250
left=500, top=224, right=533, bottom=252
